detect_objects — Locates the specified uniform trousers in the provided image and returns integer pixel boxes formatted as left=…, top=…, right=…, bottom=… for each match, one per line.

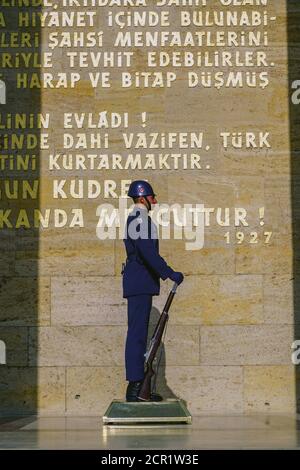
left=125, top=294, right=152, bottom=382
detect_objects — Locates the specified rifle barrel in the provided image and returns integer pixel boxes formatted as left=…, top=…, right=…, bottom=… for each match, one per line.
left=137, top=282, right=179, bottom=401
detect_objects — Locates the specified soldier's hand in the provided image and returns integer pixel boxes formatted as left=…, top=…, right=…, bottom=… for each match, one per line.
left=169, top=272, right=184, bottom=285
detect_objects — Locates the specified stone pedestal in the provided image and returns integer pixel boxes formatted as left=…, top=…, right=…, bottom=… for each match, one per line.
left=103, top=399, right=192, bottom=425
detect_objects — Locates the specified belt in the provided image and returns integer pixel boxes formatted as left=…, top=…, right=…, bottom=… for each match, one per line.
left=122, top=255, right=143, bottom=274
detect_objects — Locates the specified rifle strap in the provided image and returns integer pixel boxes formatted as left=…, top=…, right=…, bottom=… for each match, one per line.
left=151, top=314, right=169, bottom=394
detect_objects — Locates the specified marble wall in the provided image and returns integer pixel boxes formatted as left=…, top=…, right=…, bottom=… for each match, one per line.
left=0, top=0, right=297, bottom=416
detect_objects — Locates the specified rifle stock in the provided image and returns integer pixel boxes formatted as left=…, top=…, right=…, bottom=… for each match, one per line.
left=138, top=282, right=178, bottom=401
left=138, top=365, right=154, bottom=401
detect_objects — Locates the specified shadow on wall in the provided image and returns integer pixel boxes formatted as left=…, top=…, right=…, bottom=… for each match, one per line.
left=148, top=306, right=178, bottom=402
left=287, top=1, right=300, bottom=413
left=0, top=4, right=41, bottom=421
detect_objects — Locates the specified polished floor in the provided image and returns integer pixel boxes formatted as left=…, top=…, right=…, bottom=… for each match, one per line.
left=0, top=414, right=300, bottom=449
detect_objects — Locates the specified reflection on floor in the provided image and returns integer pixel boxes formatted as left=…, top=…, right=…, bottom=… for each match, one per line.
left=0, top=415, right=300, bottom=449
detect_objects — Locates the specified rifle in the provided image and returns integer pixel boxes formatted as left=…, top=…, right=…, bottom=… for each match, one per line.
left=137, top=282, right=178, bottom=401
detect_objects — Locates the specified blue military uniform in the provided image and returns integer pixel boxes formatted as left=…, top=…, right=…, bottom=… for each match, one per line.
left=122, top=204, right=174, bottom=382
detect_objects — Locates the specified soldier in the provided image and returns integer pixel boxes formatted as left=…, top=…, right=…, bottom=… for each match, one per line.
left=122, top=180, right=184, bottom=402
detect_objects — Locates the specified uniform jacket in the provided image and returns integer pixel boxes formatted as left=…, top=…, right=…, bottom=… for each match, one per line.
left=122, top=205, right=174, bottom=298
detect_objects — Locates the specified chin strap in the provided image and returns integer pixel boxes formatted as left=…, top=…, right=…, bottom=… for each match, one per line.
left=144, top=196, right=152, bottom=212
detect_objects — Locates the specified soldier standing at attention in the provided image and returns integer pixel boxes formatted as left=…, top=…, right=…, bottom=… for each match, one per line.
left=122, top=180, right=184, bottom=402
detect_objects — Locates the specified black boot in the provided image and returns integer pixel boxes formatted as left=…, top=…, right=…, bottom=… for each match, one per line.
left=150, top=392, right=163, bottom=402
left=126, top=381, right=164, bottom=402
left=126, top=381, right=143, bottom=402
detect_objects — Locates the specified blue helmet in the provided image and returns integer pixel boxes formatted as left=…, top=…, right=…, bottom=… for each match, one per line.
left=128, top=180, right=155, bottom=198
